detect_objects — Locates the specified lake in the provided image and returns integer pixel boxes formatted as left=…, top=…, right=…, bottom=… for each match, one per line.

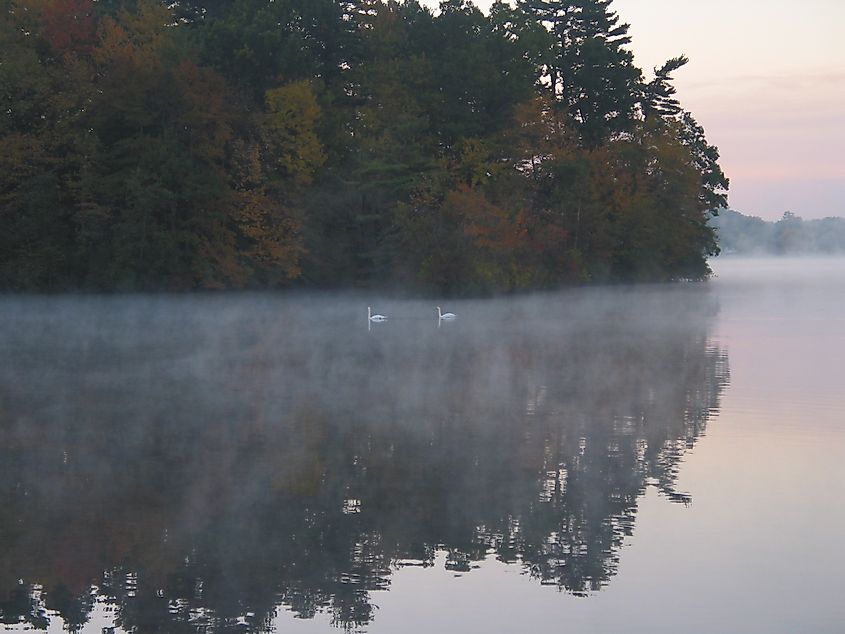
left=0, top=257, right=843, bottom=633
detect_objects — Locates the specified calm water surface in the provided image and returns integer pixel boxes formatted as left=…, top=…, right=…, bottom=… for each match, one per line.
left=0, top=257, right=843, bottom=633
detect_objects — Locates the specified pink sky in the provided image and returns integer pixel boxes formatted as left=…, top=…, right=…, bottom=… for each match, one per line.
left=422, top=0, right=845, bottom=219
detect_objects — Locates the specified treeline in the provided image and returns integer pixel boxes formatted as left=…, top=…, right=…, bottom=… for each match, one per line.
left=0, top=0, right=728, bottom=293
left=713, top=209, right=845, bottom=255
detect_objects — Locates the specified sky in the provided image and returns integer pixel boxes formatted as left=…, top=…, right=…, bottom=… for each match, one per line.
left=420, top=0, right=845, bottom=220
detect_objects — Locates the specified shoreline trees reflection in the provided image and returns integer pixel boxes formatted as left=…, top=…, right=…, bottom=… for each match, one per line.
left=0, top=290, right=729, bottom=631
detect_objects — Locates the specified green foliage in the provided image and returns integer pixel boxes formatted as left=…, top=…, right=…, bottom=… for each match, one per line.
left=0, top=0, right=727, bottom=292
left=517, top=0, right=642, bottom=148
left=642, top=55, right=688, bottom=120
left=186, top=0, right=351, bottom=98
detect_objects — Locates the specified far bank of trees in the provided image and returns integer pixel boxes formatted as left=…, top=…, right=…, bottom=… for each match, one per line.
left=713, top=210, right=845, bottom=255
left=0, top=0, right=728, bottom=293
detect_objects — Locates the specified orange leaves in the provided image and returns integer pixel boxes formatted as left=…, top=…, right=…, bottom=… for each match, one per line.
left=233, top=190, right=304, bottom=282
left=455, top=185, right=567, bottom=259
left=93, top=0, right=171, bottom=72
left=456, top=186, right=526, bottom=252
left=40, top=0, right=97, bottom=55
left=434, top=184, right=572, bottom=291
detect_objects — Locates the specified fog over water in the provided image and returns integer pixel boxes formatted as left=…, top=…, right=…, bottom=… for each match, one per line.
left=1, top=257, right=843, bottom=633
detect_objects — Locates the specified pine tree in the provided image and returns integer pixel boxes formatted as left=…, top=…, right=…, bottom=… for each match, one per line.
left=517, top=0, right=641, bottom=147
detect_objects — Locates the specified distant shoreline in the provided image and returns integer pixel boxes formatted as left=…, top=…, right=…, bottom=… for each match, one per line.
left=711, top=209, right=845, bottom=256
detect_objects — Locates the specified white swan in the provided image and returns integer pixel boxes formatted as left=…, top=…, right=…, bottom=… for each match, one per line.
left=368, top=306, right=388, bottom=322
left=437, top=306, right=457, bottom=320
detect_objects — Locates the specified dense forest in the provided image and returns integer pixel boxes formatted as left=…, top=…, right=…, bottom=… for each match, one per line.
left=0, top=0, right=728, bottom=293
left=712, top=209, right=845, bottom=255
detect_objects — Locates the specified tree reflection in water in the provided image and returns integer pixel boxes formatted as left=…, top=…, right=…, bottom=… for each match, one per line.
left=0, top=289, right=729, bottom=631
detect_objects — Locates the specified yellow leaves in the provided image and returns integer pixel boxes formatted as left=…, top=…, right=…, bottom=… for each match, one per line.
left=264, top=80, right=326, bottom=186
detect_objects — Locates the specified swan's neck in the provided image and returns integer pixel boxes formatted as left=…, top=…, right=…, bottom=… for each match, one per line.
left=437, top=306, right=442, bottom=318
left=368, top=307, right=371, bottom=319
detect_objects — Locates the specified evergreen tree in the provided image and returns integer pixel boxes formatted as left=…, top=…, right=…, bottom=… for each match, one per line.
left=517, top=0, right=641, bottom=147
left=642, top=55, right=688, bottom=120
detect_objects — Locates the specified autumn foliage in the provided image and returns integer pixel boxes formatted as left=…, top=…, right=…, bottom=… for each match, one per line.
left=41, top=0, right=97, bottom=54
left=0, top=0, right=727, bottom=293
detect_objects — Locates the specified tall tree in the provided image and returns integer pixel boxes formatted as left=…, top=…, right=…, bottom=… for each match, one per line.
left=642, top=55, right=688, bottom=120
left=517, top=0, right=641, bottom=147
